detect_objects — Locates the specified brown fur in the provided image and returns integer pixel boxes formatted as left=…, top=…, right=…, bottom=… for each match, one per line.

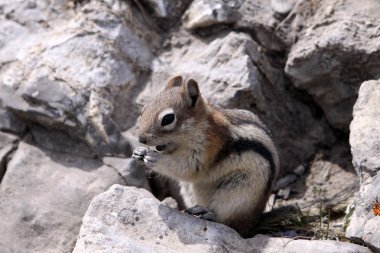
left=134, top=76, right=279, bottom=236
left=203, top=110, right=229, bottom=169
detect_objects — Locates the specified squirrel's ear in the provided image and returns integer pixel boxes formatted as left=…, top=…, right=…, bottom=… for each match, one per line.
left=165, top=76, right=183, bottom=90
left=184, top=79, right=200, bottom=107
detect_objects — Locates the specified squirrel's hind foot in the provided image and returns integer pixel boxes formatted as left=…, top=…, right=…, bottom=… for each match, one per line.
left=185, top=205, right=217, bottom=222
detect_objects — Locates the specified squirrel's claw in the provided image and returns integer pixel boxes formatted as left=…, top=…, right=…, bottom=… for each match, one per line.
left=132, top=146, right=149, bottom=161
left=132, top=146, right=160, bottom=168
left=143, top=150, right=159, bottom=168
left=185, top=205, right=217, bottom=222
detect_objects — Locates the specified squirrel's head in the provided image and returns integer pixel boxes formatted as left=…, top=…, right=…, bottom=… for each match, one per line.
left=137, top=76, right=207, bottom=152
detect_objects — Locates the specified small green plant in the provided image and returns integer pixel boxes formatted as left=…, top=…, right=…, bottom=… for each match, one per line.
left=313, top=186, right=332, bottom=240
left=343, top=202, right=355, bottom=231
left=258, top=185, right=341, bottom=240
left=255, top=204, right=311, bottom=235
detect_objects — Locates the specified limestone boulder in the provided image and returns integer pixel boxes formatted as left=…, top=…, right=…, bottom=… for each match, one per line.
left=0, top=141, right=124, bottom=253
left=140, top=0, right=192, bottom=20
left=0, top=101, right=26, bottom=134
left=73, top=184, right=371, bottom=253
left=182, top=0, right=284, bottom=51
left=284, top=0, right=380, bottom=130
left=346, top=80, right=380, bottom=251
left=182, top=0, right=240, bottom=29
left=349, top=80, right=380, bottom=180
left=0, top=0, right=160, bottom=156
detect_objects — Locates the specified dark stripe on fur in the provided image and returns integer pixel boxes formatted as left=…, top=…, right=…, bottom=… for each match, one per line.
left=221, top=109, right=271, bottom=137
left=214, top=138, right=276, bottom=192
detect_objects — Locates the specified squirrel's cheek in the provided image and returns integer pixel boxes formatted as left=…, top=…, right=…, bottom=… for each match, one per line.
left=162, top=142, right=178, bottom=154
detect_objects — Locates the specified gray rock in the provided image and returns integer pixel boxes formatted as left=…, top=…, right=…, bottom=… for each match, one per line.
left=350, top=80, right=380, bottom=180
left=0, top=102, right=26, bottom=134
left=346, top=172, right=380, bottom=252
left=103, top=157, right=150, bottom=190
left=1, top=1, right=377, bottom=251
left=284, top=0, right=380, bottom=130
left=250, top=234, right=371, bottom=253
left=140, top=0, right=191, bottom=19
left=161, top=196, right=179, bottom=209
left=275, top=174, right=297, bottom=191
left=137, top=30, right=334, bottom=173
left=0, top=0, right=70, bottom=135
left=182, top=0, right=285, bottom=51
left=182, top=0, right=240, bottom=29
left=73, top=185, right=371, bottom=253
left=235, top=0, right=284, bottom=51
left=271, top=0, right=297, bottom=14
left=305, top=159, right=359, bottom=214
left=0, top=141, right=124, bottom=253
left=264, top=194, right=276, bottom=212
left=0, top=0, right=160, bottom=156
left=277, top=230, right=298, bottom=238
left=182, top=0, right=284, bottom=51
left=0, top=0, right=73, bottom=30
left=346, top=79, right=380, bottom=252
left=277, top=187, right=291, bottom=200
left=0, top=0, right=75, bottom=67
left=275, top=158, right=359, bottom=215
left=0, top=132, right=18, bottom=181
left=293, top=164, right=306, bottom=176
left=30, top=125, right=95, bottom=158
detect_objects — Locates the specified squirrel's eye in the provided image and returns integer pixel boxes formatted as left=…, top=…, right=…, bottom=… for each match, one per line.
left=161, top=113, right=175, bottom=126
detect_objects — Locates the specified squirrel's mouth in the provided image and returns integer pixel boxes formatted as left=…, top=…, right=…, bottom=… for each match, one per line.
left=155, top=144, right=167, bottom=152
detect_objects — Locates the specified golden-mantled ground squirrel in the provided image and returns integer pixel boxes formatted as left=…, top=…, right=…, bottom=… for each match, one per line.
left=132, top=76, right=279, bottom=236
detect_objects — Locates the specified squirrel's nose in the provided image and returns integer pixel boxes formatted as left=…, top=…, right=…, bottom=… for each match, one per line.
left=138, top=135, right=147, bottom=144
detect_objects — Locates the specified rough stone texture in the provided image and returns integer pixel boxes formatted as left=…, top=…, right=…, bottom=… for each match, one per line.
left=0, top=0, right=160, bottom=156
left=182, top=0, right=284, bottom=51
left=0, top=101, right=26, bottom=134
left=346, top=80, right=380, bottom=252
left=0, top=0, right=378, bottom=252
left=274, top=174, right=297, bottom=191
left=103, top=157, right=150, bottom=190
left=73, top=185, right=371, bottom=253
left=182, top=0, right=240, bottom=29
left=0, top=141, right=124, bottom=253
left=235, top=0, right=285, bottom=52
left=137, top=30, right=334, bottom=173
left=30, top=125, right=95, bottom=158
left=0, top=0, right=74, bottom=63
left=346, top=172, right=380, bottom=252
left=302, top=159, right=358, bottom=213
left=140, top=0, right=191, bottom=19
left=0, top=132, right=18, bottom=181
left=283, top=0, right=380, bottom=130
left=0, top=0, right=71, bottom=134
left=275, top=149, right=359, bottom=216
left=293, top=164, right=306, bottom=176
left=349, top=80, right=380, bottom=180
left=271, top=0, right=297, bottom=14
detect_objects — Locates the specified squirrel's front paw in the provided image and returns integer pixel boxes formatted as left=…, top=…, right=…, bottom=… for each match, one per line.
left=143, top=150, right=160, bottom=168
left=132, top=146, right=149, bottom=162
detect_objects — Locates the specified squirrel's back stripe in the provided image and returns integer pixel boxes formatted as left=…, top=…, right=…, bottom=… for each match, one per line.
left=214, top=137, right=276, bottom=192
left=221, top=109, right=271, bottom=137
